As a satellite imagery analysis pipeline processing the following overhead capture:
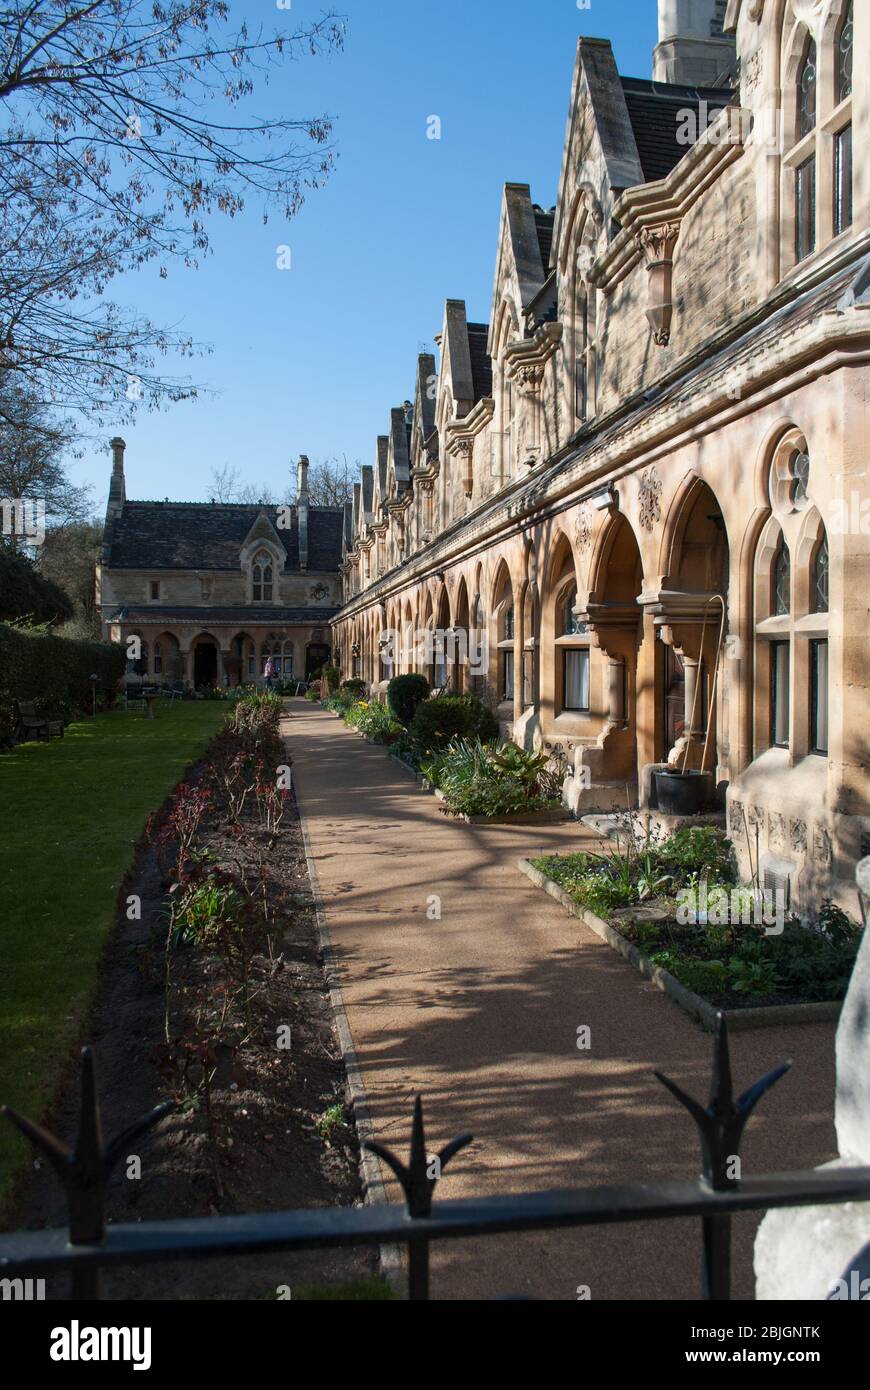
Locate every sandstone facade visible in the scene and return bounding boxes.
[98,448,342,688]
[333,1,868,914]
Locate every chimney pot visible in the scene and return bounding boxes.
[110,437,126,472]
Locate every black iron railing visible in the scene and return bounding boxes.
[2,1016,869,1301]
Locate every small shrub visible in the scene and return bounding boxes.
[345,700,402,743]
[422,738,563,818]
[409,693,498,751]
[653,826,735,885]
[650,953,729,997]
[387,673,430,728]
[321,665,340,694]
[341,679,367,698]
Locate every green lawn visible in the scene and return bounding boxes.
[0,701,228,1204]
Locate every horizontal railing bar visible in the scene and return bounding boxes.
[2,1166,869,1278]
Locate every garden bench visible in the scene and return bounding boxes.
[14,700,63,742]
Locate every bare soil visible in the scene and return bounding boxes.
[11,755,381,1301]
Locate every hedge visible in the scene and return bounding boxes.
[0,551,73,626]
[0,622,126,737]
[387,673,430,727]
[408,693,499,751]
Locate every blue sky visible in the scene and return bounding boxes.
[78,0,658,511]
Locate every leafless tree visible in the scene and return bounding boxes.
[208,454,356,509]
[0,2,344,418]
[0,384,91,533]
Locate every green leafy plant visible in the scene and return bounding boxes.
[653,826,735,885]
[421,737,562,818]
[315,1103,346,1140]
[409,693,498,752]
[387,673,431,727]
[344,700,402,743]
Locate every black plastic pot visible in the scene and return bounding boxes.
[653,769,709,817]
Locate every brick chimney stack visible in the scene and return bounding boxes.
[296,454,310,572]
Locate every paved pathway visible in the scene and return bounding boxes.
[287,702,837,1301]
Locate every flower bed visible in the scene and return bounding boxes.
[14,686,380,1297]
[421,738,566,821]
[522,826,862,1022]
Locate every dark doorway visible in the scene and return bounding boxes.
[306,643,331,679]
[194,642,218,688]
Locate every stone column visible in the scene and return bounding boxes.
[607,655,626,728]
[754,857,870,1299]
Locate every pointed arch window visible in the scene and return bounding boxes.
[811,532,829,614]
[798,39,817,138]
[773,537,791,616]
[562,588,587,637]
[836,2,853,104]
[252,551,274,603]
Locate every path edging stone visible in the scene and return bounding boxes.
[286,721,406,1296]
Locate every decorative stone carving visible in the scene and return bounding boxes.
[747,804,765,830]
[575,503,593,553]
[636,223,679,346]
[741,49,762,93]
[515,363,545,393]
[310,582,329,601]
[814,826,832,866]
[790,819,807,854]
[729,798,744,835]
[638,467,662,531]
[768,811,785,849]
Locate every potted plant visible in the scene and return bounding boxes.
[654,596,726,818]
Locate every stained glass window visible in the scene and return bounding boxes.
[812,533,829,613]
[791,449,810,504]
[836,2,853,104]
[503,604,514,641]
[798,39,817,139]
[774,538,791,616]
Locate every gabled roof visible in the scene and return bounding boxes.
[534,209,555,275]
[467,323,493,401]
[105,502,343,573]
[620,77,734,184]
[414,353,437,444]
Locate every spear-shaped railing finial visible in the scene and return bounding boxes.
[365,1095,473,1297]
[2,1046,174,1297]
[654,1012,791,1300]
[655,1013,791,1190]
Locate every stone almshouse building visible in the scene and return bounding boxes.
[333,0,868,912]
[98,446,343,687]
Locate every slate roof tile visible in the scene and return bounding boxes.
[107,502,344,573]
[620,76,735,184]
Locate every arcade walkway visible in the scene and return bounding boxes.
[285,701,836,1301]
